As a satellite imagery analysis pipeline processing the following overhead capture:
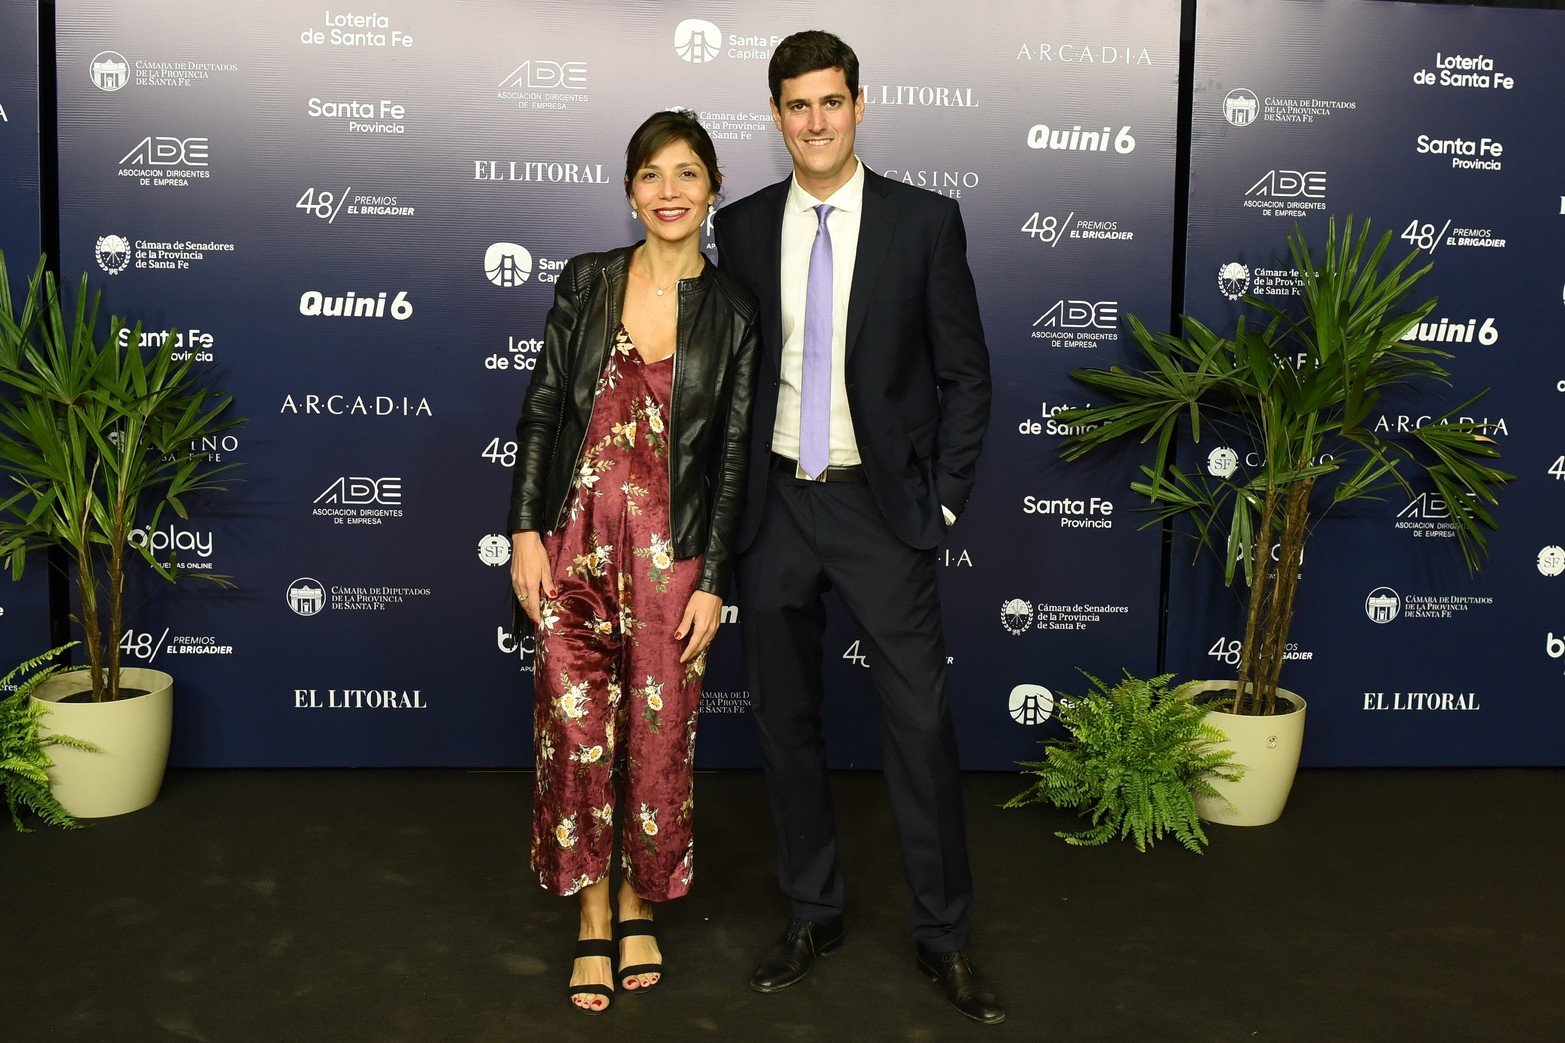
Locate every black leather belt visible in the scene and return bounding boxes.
[770,452,865,483]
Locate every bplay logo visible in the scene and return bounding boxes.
[128,525,213,568]
[1000,598,1034,636]
[95,234,132,275]
[485,243,532,287]
[1365,587,1401,624]
[1223,88,1258,126]
[90,51,130,92]
[288,577,327,616]
[1008,684,1056,725]
[674,19,722,63]
[497,626,536,672]
[1548,633,1565,659]
[1217,262,1250,300]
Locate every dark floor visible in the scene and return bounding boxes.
[3,768,1561,1041]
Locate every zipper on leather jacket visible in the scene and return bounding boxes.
[668,287,680,542]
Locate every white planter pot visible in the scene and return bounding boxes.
[1187,682,1306,827]
[30,669,174,819]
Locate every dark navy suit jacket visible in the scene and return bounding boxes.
[713,167,991,550]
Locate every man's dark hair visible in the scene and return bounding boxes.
[623,109,723,196]
[768,30,860,104]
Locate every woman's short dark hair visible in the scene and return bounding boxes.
[624,110,722,196]
[768,30,860,104]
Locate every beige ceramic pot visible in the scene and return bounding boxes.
[31,668,174,818]
[1186,682,1306,827]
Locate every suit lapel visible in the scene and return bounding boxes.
[845,170,894,360]
[756,180,788,368]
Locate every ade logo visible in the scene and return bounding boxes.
[315,477,401,506]
[121,136,209,167]
[498,60,587,91]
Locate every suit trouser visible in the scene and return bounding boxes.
[738,468,973,951]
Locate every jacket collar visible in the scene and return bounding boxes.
[598,242,714,294]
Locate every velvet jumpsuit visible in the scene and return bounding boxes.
[531,325,706,901]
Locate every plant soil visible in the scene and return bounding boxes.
[57,687,153,704]
[1192,686,1303,716]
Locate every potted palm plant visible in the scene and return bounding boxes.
[1053,218,1511,825]
[0,252,242,817]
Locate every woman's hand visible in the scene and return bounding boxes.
[511,531,554,626]
[676,590,723,663]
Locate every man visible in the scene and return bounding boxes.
[713,30,1003,1026]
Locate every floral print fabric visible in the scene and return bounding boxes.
[531,325,704,901]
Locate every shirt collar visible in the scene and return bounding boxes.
[787,157,866,215]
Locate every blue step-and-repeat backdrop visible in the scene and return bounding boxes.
[0,0,50,676]
[1170,0,1565,765]
[7,0,1562,765]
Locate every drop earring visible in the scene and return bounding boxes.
[631,206,639,218]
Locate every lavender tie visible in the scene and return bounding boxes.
[800,203,835,479]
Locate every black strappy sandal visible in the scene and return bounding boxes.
[569,938,615,1014]
[617,919,664,993]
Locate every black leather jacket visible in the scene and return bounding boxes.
[507,246,760,595]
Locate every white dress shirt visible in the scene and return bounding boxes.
[774,158,864,468]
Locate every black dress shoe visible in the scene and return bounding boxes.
[748,917,845,993]
[915,944,1006,1025]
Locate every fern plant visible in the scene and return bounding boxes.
[1,645,96,830]
[1005,672,1242,853]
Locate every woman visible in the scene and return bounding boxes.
[507,110,758,1015]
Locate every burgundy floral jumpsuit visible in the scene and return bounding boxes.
[531,325,705,901]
